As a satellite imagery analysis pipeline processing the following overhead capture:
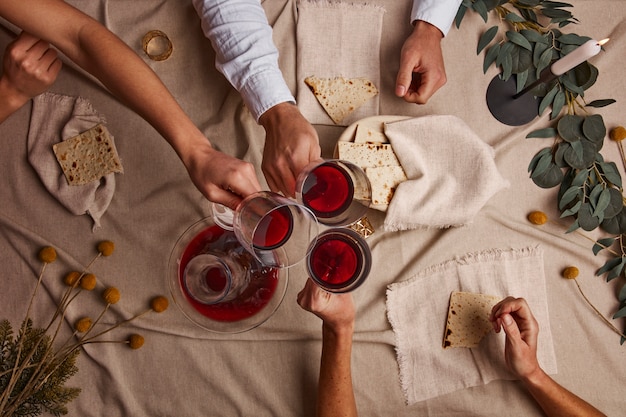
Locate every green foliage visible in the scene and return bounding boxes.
[0,319,81,416]
[457,0,624,344]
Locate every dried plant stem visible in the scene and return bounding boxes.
[573,278,626,339]
[547,219,621,257]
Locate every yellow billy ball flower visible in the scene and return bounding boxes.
[150,296,169,313]
[562,266,579,279]
[75,317,92,333]
[38,246,57,263]
[528,211,548,225]
[128,334,145,350]
[97,241,115,257]
[102,287,121,304]
[80,273,97,291]
[609,126,626,142]
[63,271,81,287]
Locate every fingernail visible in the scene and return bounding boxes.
[503,314,513,325]
[396,85,406,96]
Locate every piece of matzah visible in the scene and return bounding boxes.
[53,124,123,186]
[365,165,407,205]
[336,141,400,168]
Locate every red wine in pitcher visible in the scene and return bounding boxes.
[302,163,354,219]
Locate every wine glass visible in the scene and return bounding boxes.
[306,228,372,293]
[296,159,371,226]
[211,191,319,268]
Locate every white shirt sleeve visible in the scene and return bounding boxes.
[192,0,295,122]
[410,0,463,36]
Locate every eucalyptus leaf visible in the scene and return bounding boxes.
[563,139,596,169]
[613,306,626,319]
[516,69,529,93]
[542,7,572,20]
[532,162,564,188]
[477,26,499,54]
[557,33,589,45]
[598,162,622,187]
[560,200,582,217]
[528,147,553,173]
[530,149,554,178]
[606,259,626,281]
[619,283,626,303]
[558,114,584,142]
[504,12,526,23]
[577,201,600,231]
[502,53,513,80]
[559,185,582,210]
[601,209,626,235]
[582,114,606,145]
[571,167,589,187]
[596,256,624,276]
[522,29,547,44]
[536,47,554,76]
[565,218,580,233]
[454,4,468,28]
[542,1,573,8]
[551,90,566,119]
[602,188,624,219]
[518,0,541,6]
[483,44,501,73]
[506,31,533,51]
[560,76,585,97]
[473,0,489,22]
[593,237,616,256]
[496,42,514,67]
[539,84,559,116]
[574,62,598,91]
[592,188,611,218]
[587,99,616,108]
[526,128,557,139]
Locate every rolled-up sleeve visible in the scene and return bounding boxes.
[410,0,463,36]
[192,0,295,122]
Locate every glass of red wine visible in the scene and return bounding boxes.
[306,228,372,293]
[296,159,371,226]
[183,253,249,305]
[212,191,319,268]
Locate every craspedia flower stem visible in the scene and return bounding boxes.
[570,275,626,339]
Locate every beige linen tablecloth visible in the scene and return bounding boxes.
[1,1,625,416]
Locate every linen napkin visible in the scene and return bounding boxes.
[383,115,509,231]
[386,246,557,405]
[295,0,384,126]
[27,92,117,230]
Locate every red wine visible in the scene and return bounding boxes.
[205,266,228,292]
[309,234,360,286]
[302,163,354,218]
[252,206,293,249]
[180,225,279,322]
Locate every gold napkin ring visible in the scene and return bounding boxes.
[348,216,375,238]
[142,30,173,61]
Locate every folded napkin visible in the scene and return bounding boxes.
[386,246,557,405]
[383,115,509,231]
[27,92,116,230]
[295,0,384,126]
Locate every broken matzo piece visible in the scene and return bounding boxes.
[336,141,400,168]
[443,291,500,349]
[354,120,387,144]
[53,124,123,186]
[304,76,378,124]
[365,165,408,205]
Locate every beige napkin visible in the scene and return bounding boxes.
[295,0,385,126]
[383,115,509,231]
[27,92,116,230]
[386,246,558,405]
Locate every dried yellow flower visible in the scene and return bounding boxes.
[128,334,145,350]
[80,273,97,291]
[528,211,548,225]
[75,317,92,333]
[38,246,57,263]
[562,266,579,279]
[97,240,115,257]
[102,287,121,304]
[150,296,169,313]
[609,126,626,142]
[63,271,81,286]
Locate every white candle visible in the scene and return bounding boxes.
[551,39,609,75]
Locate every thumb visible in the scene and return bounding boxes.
[501,313,522,342]
[395,60,414,97]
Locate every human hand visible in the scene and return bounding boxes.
[297,278,355,333]
[489,297,541,381]
[395,20,447,104]
[259,102,321,198]
[183,140,262,209]
[1,31,62,106]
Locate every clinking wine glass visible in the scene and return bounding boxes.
[306,228,372,293]
[296,159,371,227]
[211,191,319,268]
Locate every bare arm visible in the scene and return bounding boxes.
[297,279,358,417]
[0,0,260,208]
[490,297,605,417]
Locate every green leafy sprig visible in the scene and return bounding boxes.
[455,0,625,344]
